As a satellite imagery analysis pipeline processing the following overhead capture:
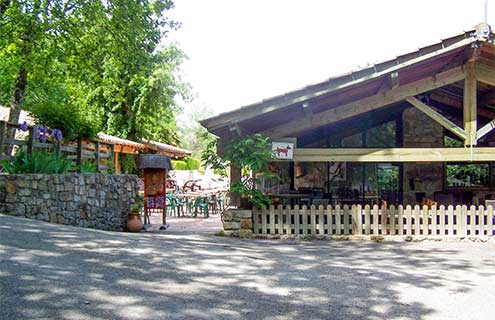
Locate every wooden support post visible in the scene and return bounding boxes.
[76,140,83,172]
[95,141,101,173]
[109,143,116,174]
[27,126,35,157]
[230,165,241,207]
[55,140,61,158]
[464,62,477,146]
[0,121,6,158]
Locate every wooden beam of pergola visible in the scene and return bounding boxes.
[262,66,466,138]
[292,147,495,162]
[405,97,467,140]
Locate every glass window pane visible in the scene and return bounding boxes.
[446,164,490,188]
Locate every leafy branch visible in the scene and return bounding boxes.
[202,134,277,209]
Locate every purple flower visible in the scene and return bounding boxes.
[39,134,47,143]
[19,121,28,132]
[54,129,62,142]
[34,127,41,139]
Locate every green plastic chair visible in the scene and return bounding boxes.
[177,195,191,216]
[166,194,181,217]
[192,196,209,218]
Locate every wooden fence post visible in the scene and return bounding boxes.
[95,141,101,173]
[76,140,83,172]
[27,126,35,156]
[109,143,115,174]
[55,140,61,158]
[0,121,6,158]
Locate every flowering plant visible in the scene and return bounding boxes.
[33,125,63,143]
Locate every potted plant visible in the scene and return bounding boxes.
[127,195,144,232]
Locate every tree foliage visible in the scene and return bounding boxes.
[202,134,277,209]
[0,0,187,143]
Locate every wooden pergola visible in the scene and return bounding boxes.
[201,23,495,206]
[96,133,192,174]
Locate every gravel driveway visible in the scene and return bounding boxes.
[1,214,494,320]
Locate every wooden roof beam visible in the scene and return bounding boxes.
[475,63,495,87]
[292,147,495,162]
[262,66,466,139]
[406,97,467,140]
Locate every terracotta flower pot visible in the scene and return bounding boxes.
[127,213,143,232]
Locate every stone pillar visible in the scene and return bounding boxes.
[222,208,253,237]
[402,107,444,205]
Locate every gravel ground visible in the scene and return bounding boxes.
[1,214,495,320]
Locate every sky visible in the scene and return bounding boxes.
[168,0,488,118]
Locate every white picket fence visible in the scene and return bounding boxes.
[252,204,495,237]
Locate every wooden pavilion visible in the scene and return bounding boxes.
[201,23,495,207]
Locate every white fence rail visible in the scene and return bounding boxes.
[252,205,495,237]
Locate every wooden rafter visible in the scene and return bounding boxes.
[475,63,495,87]
[405,97,466,140]
[262,66,466,139]
[292,147,495,162]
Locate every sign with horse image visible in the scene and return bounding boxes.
[272,142,294,160]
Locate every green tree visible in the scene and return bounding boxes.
[178,103,216,159]
[0,0,187,143]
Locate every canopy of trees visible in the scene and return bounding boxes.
[0,0,187,143]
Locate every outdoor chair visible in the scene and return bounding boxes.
[216,192,226,212]
[192,196,209,218]
[177,195,191,215]
[208,194,218,215]
[166,194,181,217]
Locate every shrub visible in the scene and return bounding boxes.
[78,161,97,173]
[29,104,97,142]
[1,151,72,174]
[171,157,201,170]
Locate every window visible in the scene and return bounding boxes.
[446,163,490,188]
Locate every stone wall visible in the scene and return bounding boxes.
[402,107,444,204]
[222,209,253,237]
[0,173,139,231]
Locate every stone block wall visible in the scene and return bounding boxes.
[0,173,139,231]
[402,107,444,204]
[222,209,253,237]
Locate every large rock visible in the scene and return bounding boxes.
[223,222,240,230]
[240,218,253,229]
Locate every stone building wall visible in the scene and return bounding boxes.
[402,107,444,204]
[0,173,139,231]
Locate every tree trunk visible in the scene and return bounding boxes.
[6,67,28,155]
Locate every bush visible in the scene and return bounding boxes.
[29,104,98,142]
[78,161,97,173]
[1,151,72,174]
[171,157,201,170]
